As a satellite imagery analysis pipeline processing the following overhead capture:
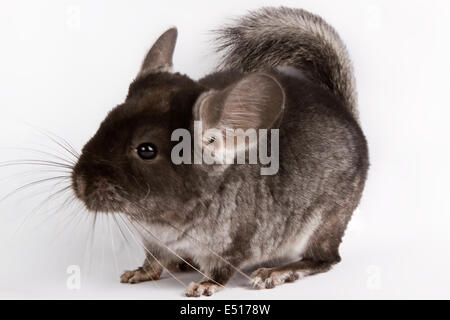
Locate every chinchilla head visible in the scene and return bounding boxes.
[71,28,284,219]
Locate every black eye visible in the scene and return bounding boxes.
[136,143,158,160]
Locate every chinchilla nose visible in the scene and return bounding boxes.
[94,178,112,192]
[74,175,87,199]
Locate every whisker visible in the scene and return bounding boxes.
[25,123,80,160]
[52,198,85,239]
[111,214,132,247]
[111,215,163,288]
[33,184,73,210]
[87,212,98,275]
[117,214,187,288]
[14,184,73,233]
[100,214,106,279]
[0,160,73,170]
[46,131,80,159]
[107,216,120,277]
[32,141,79,164]
[111,212,158,282]
[80,212,97,278]
[110,214,141,277]
[0,176,71,202]
[9,180,72,211]
[125,215,223,288]
[0,147,76,166]
[130,201,252,282]
[163,219,252,282]
[0,168,72,180]
[62,202,88,236]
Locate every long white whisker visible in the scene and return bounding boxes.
[25,123,80,160]
[52,197,83,240]
[112,215,163,288]
[14,185,73,234]
[86,213,98,277]
[107,216,120,277]
[113,213,166,289]
[162,219,252,282]
[132,202,252,282]
[126,216,224,288]
[0,147,76,166]
[0,159,74,169]
[111,214,155,284]
[116,214,187,288]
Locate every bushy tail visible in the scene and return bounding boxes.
[215,7,358,118]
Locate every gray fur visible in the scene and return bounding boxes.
[72,7,369,296]
[215,6,359,118]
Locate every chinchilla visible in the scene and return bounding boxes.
[71,7,369,297]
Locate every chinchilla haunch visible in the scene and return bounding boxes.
[70,7,369,297]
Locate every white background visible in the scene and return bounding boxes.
[0,0,449,299]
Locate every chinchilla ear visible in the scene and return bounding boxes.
[193,73,284,164]
[138,28,177,77]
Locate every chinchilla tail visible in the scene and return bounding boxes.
[215,6,358,118]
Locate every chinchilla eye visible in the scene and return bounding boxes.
[136,143,158,160]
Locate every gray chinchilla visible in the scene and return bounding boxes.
[71,7,369,297]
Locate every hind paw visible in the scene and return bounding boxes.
[250,267,300,289]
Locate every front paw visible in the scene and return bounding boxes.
[185,281,223,297]
[120,266,162,284]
